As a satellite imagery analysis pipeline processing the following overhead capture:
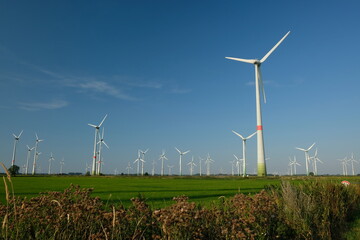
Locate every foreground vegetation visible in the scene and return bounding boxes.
[1,175,360,239]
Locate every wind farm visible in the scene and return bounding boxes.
[2,1,360,238]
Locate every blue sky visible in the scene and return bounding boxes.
[1,0,360,175]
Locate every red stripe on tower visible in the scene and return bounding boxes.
[257,125,263,130]
[93,156,97,159]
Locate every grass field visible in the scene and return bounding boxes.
[0,175,358,208]
[0,175,284,208]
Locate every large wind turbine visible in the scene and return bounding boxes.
[48,152,55,175]
[88,114,107,175]
[11,130,23,167]
[296,143,315,176]
[32,133,44,175]
[232,130,256,177]
[175,147,190,176]
[159,150,168,176]
[226,31,290,176]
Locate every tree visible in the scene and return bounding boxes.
[8,165,20,176]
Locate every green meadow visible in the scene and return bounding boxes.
[0,175,358,208]
[0,175,284,208]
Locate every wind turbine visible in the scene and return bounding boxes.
[151,160,156,176]
[349,153,358,176]
[199,157,203,176]
[296,143,315,176]
[226,31,290,176]
[88,114,107,175]
[291,156,301,175]
[139,149,149,171]
[205,154,214,176]
[25,145,35,175]
[232,130,256,177]
[134,150,141,176]
[159,150,168,176]
[233,154,242,176]
[339,157,349,176]
[48,152,55,175]
[168,165,174,175]
[11,130,23,167]
[97,128,109,175]
[230,160,235,176]
[309,148,323,175]
[60,158,65,174]
[187,156,197,176]
[32,133,44,175]
[126,162,132,175]
[175,147,190,176]
[140,158,145,176]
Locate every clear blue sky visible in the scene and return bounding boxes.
[1,0,360,175]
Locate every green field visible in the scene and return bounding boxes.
[1,175,358,208]
[0,175,284,208]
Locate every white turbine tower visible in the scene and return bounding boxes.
[175,147,190,176]
[199,157,203,176]
[226,31,290,176]
[289,156,301,176]
[339,157,349,176]
[309,148,323,176]
[97,128,109,175]
[32,133,44,175]
[233,154,242,176]
[187,156,197,176]
[140,158,145,176]
[25,145,35,175]
[168,165,174,175]
[48,152,55,175]
[60,158,65,174]
[232,130,257,177]
[126,162,132,175]
[230,160,235,176]
[151,160,156,176]
[11,130,23,167]
[159,150,168,176]
[349,153,358,176]
[296,143,315,176]
[205,154,214,176]
[134,150,141,176]
[88,114,107,175]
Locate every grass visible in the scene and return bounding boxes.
[0,175,283,208]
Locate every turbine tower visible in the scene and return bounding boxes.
[233,154,242,176]
[175,147,190,176]
[159,150,168,176]
[296,143,315,176]
[60,158,65,174]
[205,154,214,176]
[97,128,109,175]
[25,145,34,175]
[198,157,203,176]
[232,130,256,177]
[126,162,132,175]
[309,148,323,175]
[349,153,358,176]
[187,156,197,176]
[88,114,107,175]
[32,133,44,175]
[48,152,55,175]
[11,130,23,167]
[226,31,290,176]
[134,150,141,176]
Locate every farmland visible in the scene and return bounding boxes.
[0,175,284,208]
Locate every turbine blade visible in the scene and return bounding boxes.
[103,141,109,149]
[260,31,290,63]
[12,133,17,138]
[232,130,245,140]
[225,57,257,64]
[175,147,181,154]
[246,131,257,139]
[144,148,149,154]
[257,67,266,103]
[307,143,316,151]
[18,130,24,138]
[88,124,97,128]
[98,114,108,127]
[183,150,190,155]
[295,147,306,151]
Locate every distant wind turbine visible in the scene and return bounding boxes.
[175,147,190,176]
[11,130,23,167]
[88,114,107,175]
[32,133,44,175]
[339,157,349,176]
[96,128,109,175]
[25,145,35,175]
[187,156,196,176]
[233,154,242,176]
[205,154,214,176]
[48,152,55,175]
[126,162,132,175]
[151,160,156,176]
[349,153,358,176]
[159,150,168,176]
[309,148,323,175]
[60,158,65,174]
[199,157,203,176]
[168,165,174,175]
[296,143,315,176]
[134,150,141,176]
[289,156,301,176]
[226,31,290,176]
[232,130,256,177]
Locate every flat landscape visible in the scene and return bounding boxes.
[1,175,358,208]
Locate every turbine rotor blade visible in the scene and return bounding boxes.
[246,131,257,139]
[103,141,109,149]
[98,114,108,127]
[260,31,290,63]
[225,57,257,64]
[295,147,306,151]
[12,133,17,138]
[183,150,190,155]
[175,147,181,154]
[18,130,24,138]
[307,143,316,151]
[232,130,245,140]
[88,124,97,128]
